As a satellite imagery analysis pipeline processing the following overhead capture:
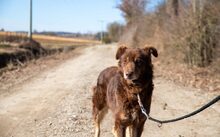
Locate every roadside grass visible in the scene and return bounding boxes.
[0,44,11,48]
[0,32,100,70]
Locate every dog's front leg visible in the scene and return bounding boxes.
[126,118,146,137]
[126,126,132,137]
[136,118,147,137]
[126,125,139,137]
[113,121,126,137]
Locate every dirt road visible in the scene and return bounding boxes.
[0,44,219,137]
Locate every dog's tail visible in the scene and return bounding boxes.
[92,85,106,110]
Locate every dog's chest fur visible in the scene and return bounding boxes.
[116,86,144,124]
[107,72,150,125]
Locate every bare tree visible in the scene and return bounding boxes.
[165,0,179,17]
[118,0,148,47]
[172,0,179,16]
[107,22,124,42]
[119,0,146,23]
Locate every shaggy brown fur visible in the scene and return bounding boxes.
[92,46,158,137]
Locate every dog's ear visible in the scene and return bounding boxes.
[143,47,158,57]
[116,46,127,60]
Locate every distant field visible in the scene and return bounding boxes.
[0,31,100,48]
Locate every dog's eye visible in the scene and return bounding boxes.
[122,58,128,64]
[135,59,144,66]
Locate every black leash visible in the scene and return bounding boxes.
[137,94,220,126]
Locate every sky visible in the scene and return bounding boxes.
[0,0,161,33]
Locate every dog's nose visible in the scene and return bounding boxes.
[126,72,133,78]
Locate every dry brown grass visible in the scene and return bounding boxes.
[0,31,101,69]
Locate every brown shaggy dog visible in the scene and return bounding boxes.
[92,46,158,137]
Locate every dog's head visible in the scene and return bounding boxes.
[116,46,158,85]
